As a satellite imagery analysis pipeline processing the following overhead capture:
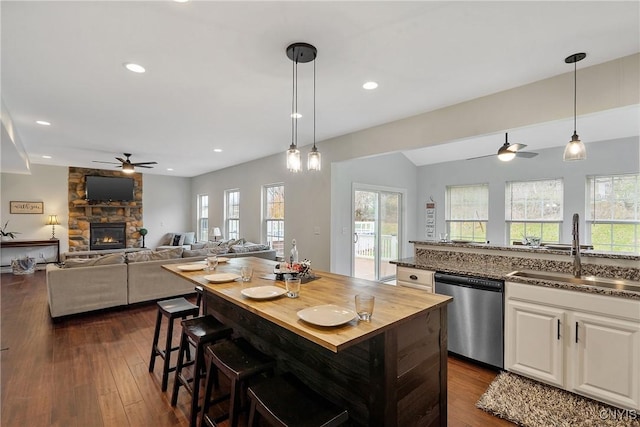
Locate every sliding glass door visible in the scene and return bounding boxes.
[352,186,402,281]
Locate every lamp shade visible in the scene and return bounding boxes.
[212,227,222,238]
[563,132,587,161]
[46,215,60,226]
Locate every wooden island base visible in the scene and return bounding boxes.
[164,257,450,427]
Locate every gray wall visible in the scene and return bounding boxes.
[0,165,192,256]
[331,152,417,275]
[417,137,639,245]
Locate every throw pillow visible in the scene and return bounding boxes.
[204,241,222,248]
[127,250,153,263]
[243,242,271,252]
[171,234,185,246]
[64,252,126,268]
[182,232,196,245]
[190,242,206,250]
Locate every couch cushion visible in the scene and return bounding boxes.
[63,252,125,268]
[183,246,229,258]
[127,247,184,263]
[229,242,271,253]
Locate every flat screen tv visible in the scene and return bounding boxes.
[85,176,134,201]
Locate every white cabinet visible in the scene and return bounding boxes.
[396,266,434,292]
[506,300,565,387]
[505,281,640,410]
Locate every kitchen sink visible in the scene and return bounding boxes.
[506,270,640,293]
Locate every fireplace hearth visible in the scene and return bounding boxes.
[90,222,126,250]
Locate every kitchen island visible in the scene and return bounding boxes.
[163,256,452,427]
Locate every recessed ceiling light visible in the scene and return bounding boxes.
[42,155,52,159]
[167,168,174,171]
[213,148,223,153]
[36,120,51,126]
[124,62,146,73]
[363,81,378,90]
[290,113,302,119]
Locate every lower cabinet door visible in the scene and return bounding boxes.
[505,300,565,388]
[569,311,640,410]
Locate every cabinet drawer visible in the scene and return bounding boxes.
[397,267,434,287]
[397,280,433,293]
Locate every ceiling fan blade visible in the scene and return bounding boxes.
[92,160,120,164]
[515,151,538,158]
[507,143,527,152]
[466,154,494,160]
[115,157,127,163]
[131,161,158,166]
[136,165,155,168]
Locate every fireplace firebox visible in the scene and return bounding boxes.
[90,222,126,250]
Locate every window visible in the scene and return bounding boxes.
[225,189,240,240]
[506,179,563,244]
[587,174,640,253]
[263,184,285,257]
[446,184,488,242]
[197,194,209,242]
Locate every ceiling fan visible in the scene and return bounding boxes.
[92,153,158,173]
[468,133,538,161]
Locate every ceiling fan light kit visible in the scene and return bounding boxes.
[563,52,587,162]
[93,153,157,173]
[285,42,321,172]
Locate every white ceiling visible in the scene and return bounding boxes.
[2,1,639,177]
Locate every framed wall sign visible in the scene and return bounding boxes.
[10,201,44,214]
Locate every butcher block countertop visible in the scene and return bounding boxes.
[163,256,451,353]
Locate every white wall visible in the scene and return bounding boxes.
[142,174,192,249]
[331,152,417,274]
[417,137,639,245]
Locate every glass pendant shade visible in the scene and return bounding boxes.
[308,147,321,171]
[563,132,587,161]
[287,144,301,172]
[122,163,135,173]
[497,149,516,162]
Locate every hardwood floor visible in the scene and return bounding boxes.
[1,271,513,426]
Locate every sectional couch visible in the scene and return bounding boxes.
[46,244,276,318]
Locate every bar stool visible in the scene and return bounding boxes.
[200,338,276,427]
[170,315,233,427]
[148,294,201,391]
[247,373,349,427]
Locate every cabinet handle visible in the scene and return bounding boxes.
[557,319,560,340]
[409,274,418,280]
[575,322,579,343]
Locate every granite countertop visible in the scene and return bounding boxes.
[409,240,640,261]
[393,257,640,300]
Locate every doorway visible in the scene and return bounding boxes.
[352,185,403,281]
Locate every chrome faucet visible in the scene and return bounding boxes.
[572,213,582,278]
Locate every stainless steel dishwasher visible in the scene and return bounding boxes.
[434,272,504,368]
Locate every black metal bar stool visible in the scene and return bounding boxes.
[247,373,349,427]
[200,338,276,427]
[170,315,233,427]
[148,293,201,391]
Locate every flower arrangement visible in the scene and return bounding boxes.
[1,221,20,239]
[275,259,315,280]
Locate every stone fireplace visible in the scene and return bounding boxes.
[90,222,126,250]
[68,167,143,252]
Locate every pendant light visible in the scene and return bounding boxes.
[285,42,319,172]
[563,52,587,161]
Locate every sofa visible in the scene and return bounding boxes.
[46,244,276,318]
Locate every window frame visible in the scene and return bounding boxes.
[445,183,489,243]
[505,178,563,244]
[263,183,285,257]
[224,189,240,240]
[196,194,209,242]
[586,173,640,253]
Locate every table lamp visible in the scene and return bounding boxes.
[211,227,222,241]
[46,214,60,240]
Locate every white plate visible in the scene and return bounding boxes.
[203,273,241,283]
[297,305,357,327]
[241,286,287,300]
[176,263,207,271]
[217,257,230,263]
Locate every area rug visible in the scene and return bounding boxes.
[476,371,639,427]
